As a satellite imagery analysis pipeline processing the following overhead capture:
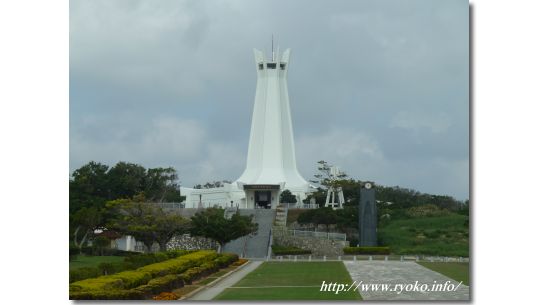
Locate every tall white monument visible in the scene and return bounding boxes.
[237,48,310,188]
[181,47,313,209]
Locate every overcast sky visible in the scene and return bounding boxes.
[70,0,469,200]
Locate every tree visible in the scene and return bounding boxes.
[303,189,326,206]
[69,161,186,250]
[310,160,348,189]
[307,160,351,207]
[71,206,104,253]
[143,167,183,202]
[70,161,183,219]
[106,194,191,252]
[153,210,191,251]
[190,207,258,252]
[107,162,147,199]
[93,235,111,256]
[297,207,338,231]
[69,161,109,214]
[279,189,297,204]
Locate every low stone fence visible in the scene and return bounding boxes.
[268,255,469,263]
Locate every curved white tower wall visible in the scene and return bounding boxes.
[181,47,313,209]
[236,48,310,192]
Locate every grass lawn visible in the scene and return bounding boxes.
[69,255,125,270]
[418,262,470,286]
[214,262,361,300]
[378,214,469,257]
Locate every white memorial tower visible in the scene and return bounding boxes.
[181,46,313,209]
[237,48,310,186]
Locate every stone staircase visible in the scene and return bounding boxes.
[222,209,275,258]
[274,205,288,227]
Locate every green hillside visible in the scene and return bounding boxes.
[378,214,469,257]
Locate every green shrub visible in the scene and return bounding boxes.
[423,229,441,239]
[70,270,152,291]
[272,245,311,255]
[153,252,168,262]
[70,250,191,283]
[164,249,194,259]
[70,277,125,291]
[343,246,391,255]
[182,264,214,283]
[181,254,235,284]
[181,267,202,283]
[124,253,159,268]
[70,267,101,283]
[214,253,238,267]
[137,250,217,277]
[69,245,79,261]
[147,274,183,288]
[69,250,222,300]
[108,271,152,289]
[123,249,192,270]
[141,274,184,294]
[406,204,452,218]
[347,237,359,247]
[98,262,128,275]
[69,289,144,300]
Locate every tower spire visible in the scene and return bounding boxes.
[271,34,274,61]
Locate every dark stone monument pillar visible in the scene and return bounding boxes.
[359,181,377,246]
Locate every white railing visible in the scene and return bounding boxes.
[274,228,346,241]
[155,202,184,209]
[282,203,319,209]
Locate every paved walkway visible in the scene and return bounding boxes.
[187,261,263,300]
[343,261,470,301]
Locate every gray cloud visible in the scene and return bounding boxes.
[70,0,469,199]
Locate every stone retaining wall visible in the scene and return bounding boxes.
[272,229,349,256]
[166,234,217,251]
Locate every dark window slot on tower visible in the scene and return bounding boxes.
[280,63,286,69]
[258,63,264,70]
[266,63,277,69]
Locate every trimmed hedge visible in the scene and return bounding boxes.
[70,250,221,300]
[183,253,237,284]
[343,246,391,255]
[214,253,239,268]
[69,250,193,283]
[70,267,102,283]
[134,274,184,297]
[123,249,193,269]
[137,250,218,277]
[69,289,144,300]
[272,245,312,255]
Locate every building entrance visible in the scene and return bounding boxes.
[255,191,272,209]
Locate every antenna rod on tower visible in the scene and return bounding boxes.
[272,34,274,61]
